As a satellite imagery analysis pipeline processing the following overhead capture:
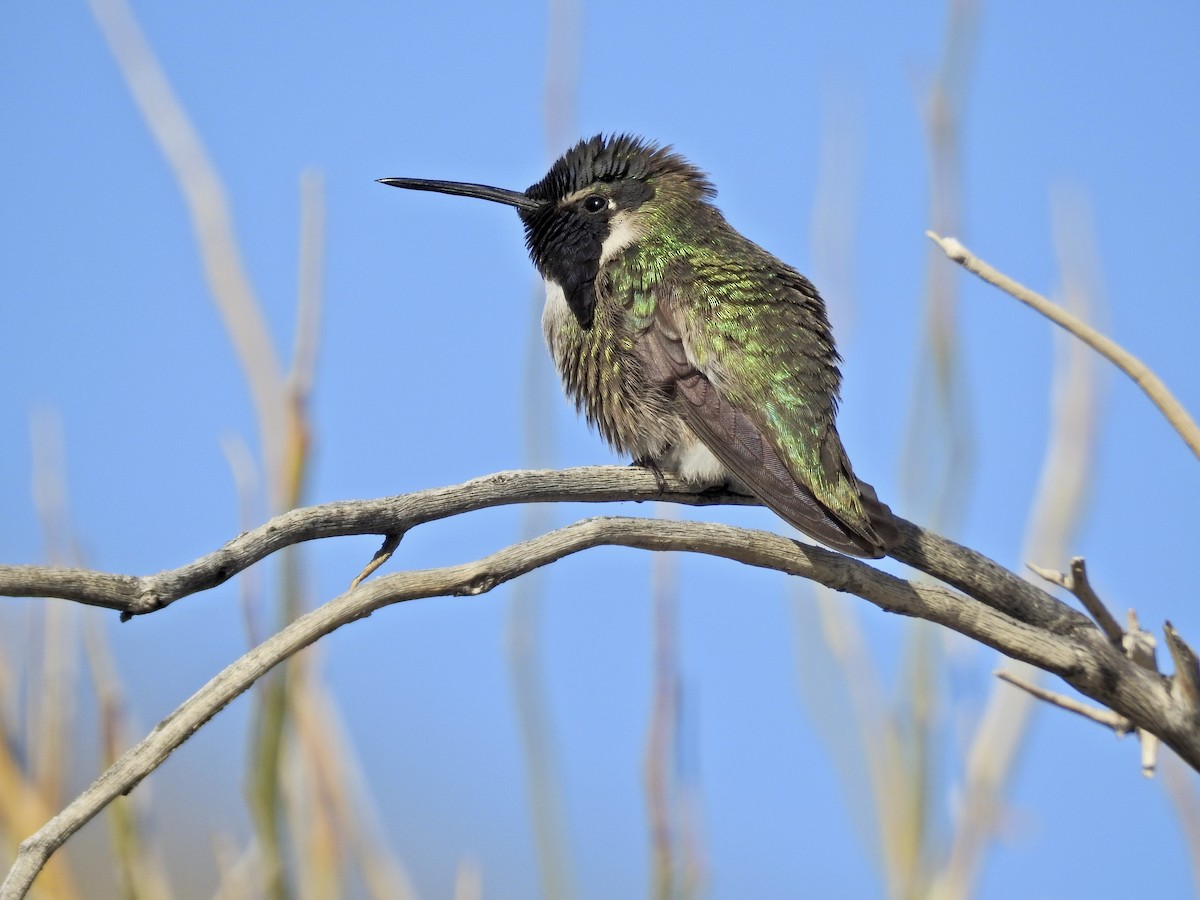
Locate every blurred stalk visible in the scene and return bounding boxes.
[29,410,77,810]
[798,79,935,896]
[893,3,979,894]
[222,434,266,645]
[87,1,335,890]
[453,859,483,900]
[796,4,981,894]
[0,411,87,900]
[928,188,1106,900]
[247,674,290,900]
[644,507,681,900]
[285,670,419,900]
[85,621,175,900]
[1162,751,1200,895]
[9,408,173,899]
[900,0,979,531]
[795,84,890,869]
[221,434,288,897]
[506,1,582,898]
[247,170,325,900]
[897,623,938,900]
[87,0,288,507]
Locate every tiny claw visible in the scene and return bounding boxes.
[631,457,668,495]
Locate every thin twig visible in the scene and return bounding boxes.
[1068,558,1121,644]
[1027,564,1165,774]
[926,231,1200,460]
[1028,558,1123,646]
[996,670,1130,734]
[1126,609,1163,774]
[350,534,402,589]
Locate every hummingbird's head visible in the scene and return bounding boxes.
[380,134,712,328]
[517,135,713,326]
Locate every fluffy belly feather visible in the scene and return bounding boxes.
[541,277,726,485]
[663,438,729,486]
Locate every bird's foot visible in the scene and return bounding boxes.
[631,457,668,495]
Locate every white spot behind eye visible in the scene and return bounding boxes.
[598,212,643,267]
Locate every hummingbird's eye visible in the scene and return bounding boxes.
[582,194,607,213]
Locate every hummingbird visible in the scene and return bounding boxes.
[381,134,898,557]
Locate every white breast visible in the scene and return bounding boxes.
[541,277,572,352]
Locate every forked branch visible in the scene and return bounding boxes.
[1,468,1198,898]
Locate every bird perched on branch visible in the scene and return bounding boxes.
[382,134,898,557]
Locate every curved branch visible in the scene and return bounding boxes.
[0,465,1085,635]
[0,464,1185,748]
[0,466,744,615]
[3,470,1200,898]
[0,515,1112,899]
[927,231,1200,460]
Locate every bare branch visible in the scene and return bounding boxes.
[1166,623,1200,713]
[0,513,1078,900]
[0,464,1171,717]
[996,669,1130,733]
[997,666,1161,778]
[0,467,753,617]
[926,231,1200,460]
[3,467,1200,897]
[1124,610,1159,673]
[1142,730,1162,779]
[0,465,1084,638]
[0,469,1186,748]
[1019,566,1177,777]
[1028,558,1123,646]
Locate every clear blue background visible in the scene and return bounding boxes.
[2,1,1199,897]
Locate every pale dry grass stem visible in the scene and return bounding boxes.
[83,1,421,897]
[506,2,585,899]
[927,190,1106,900]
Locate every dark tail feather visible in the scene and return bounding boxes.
[854,478,901,556]
[767,475,899,559]
[755,470,897,559]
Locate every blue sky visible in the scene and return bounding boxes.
[2,1,1199,897]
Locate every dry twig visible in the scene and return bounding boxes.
[926,231,1200,460]
[1028,558,1122,645]
[995,669,1130,734]
[1029,560,1170,775]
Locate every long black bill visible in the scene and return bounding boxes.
[377,177,540,211]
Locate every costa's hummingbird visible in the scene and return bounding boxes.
[381,134,898,557]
